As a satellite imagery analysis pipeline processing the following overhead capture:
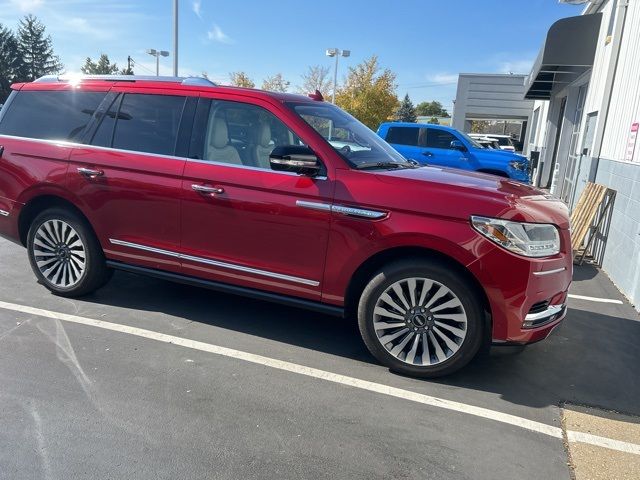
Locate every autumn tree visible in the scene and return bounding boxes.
[416,100,449,118]
[335,55,398,130]
[299,65,331,97]
[15,15,62,82]
[395,94,417,123]
[0,23,20,102]
[81,54,119,75]
[262,73,289,93]
[229,71,255,88]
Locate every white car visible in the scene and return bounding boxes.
[469,133,516,152]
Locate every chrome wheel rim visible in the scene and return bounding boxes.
[33,220,86,288]
[373,277,467,366]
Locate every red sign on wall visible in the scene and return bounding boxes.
[625,122,639,162]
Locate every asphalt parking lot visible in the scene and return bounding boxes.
[1,236,639,480]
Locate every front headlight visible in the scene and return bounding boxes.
[470,216,560,257]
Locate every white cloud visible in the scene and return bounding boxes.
[207,23,233,44]
[9,0,43,12]
[426,73,459,85]
[497,59,534,74]
[192,0,201,18]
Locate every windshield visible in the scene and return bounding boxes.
[288,102,412,169]
[459,132,483,149]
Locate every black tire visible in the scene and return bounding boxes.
[357,259,485,378]
[27,207,113,297]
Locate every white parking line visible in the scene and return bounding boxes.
[567,431,640,455]
[1,299,639,456]
[568,294,624,304]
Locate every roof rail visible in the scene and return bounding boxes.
[33,74,217,87]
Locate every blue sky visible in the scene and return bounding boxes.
[0,0,582,111]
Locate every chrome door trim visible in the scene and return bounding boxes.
[532,267,566,276]
[296,200,387,220]
[0,209,9,217]
[109,239,320,287]
[296,200,332,212]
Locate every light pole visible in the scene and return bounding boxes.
[326,48,350,104]
[146,49,170,76]
[173,0,179,76]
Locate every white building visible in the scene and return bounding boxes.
[525,0,640,310]
[452,73,534,135]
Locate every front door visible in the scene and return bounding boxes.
[179,97,333,301]
[423,127,470,170]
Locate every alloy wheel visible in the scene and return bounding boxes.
[373,277,468,366]
[32,219,87,288]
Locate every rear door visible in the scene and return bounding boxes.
[383,125,426,164]
[67,89,196,273]
[423,127,470,170]
[179,96,334,301]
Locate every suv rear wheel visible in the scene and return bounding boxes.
[27,208,112,297]
[357,259,484,377]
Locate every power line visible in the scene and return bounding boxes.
[129,58,156,75]
[398,81,458,88]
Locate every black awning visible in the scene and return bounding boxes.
[525,13,602,100]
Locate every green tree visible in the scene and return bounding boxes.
[471,120,490,133]
[427,117,440,125]
[262,73,290,92]
[15,15,63,82]
[395,93,417,122]
[81,54,119,75]
[416,100,449,118]
[335,55,398,130]
[298,65,331,97]
[229,71,255,88]
[0,23,20,102]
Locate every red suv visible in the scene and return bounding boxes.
[0,75,572,377]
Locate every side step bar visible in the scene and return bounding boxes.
[106,260,344,318]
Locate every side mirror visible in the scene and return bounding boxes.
[450,140,467,151]
[270,145,321,176]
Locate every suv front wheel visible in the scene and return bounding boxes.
[27,208,112,297]
[358,259,484,378]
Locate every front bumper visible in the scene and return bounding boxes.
[467,230,572,345]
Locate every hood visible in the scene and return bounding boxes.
[348,166,570,229]
[472,147,527,161]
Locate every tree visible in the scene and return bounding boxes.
[0,23,20,102]
[229,71,255,88]
[15,15,62,82]
[262,73,289,93]
[81,54,119,75]
[299,65,331,97]
[427,117,440,125]
[416,100,449,118]
[471,120,490,133]
[335,55,398,130]
[395,94,417,123]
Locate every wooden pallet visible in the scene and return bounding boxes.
[570,182,616,265]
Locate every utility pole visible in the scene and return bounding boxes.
[127,56,132,75]
[173,0,179,76]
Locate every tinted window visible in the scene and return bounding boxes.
[426,129,458,149]
[192,99,304,169]
[0,90,105,141]
[385,126,420,146]
[91,95,121,148]
[111,94,185,156]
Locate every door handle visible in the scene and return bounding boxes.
[0,145,4,157]
[422,151,433,157]
[77,167,104,179]
[192,184,224,195]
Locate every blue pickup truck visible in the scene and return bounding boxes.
[377,122,530,182]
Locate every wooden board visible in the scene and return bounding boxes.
[570,182,608,252]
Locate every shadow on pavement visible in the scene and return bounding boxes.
[83,270,640,416]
